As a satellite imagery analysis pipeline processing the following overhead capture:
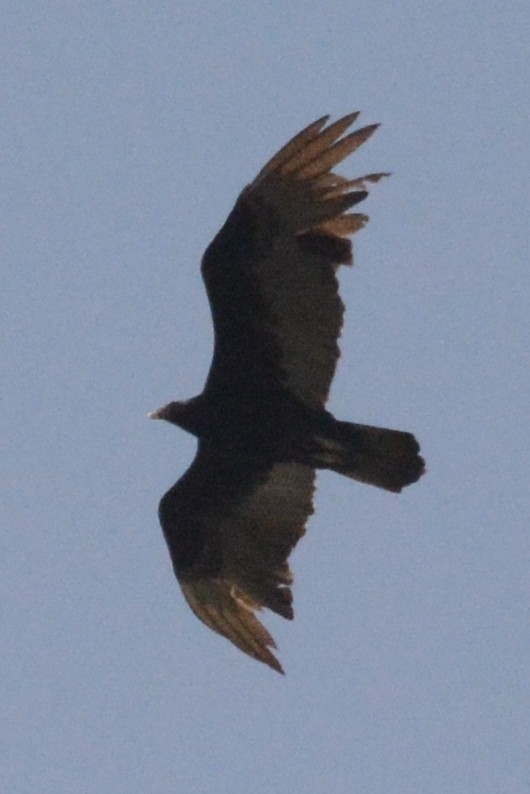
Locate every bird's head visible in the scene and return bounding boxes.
[148,400,188,424]
[148,398,202,435]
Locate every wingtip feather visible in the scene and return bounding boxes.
[255,115,330,181]
[295,123,380,180]
[280,112,361,175]
[181,579,285,674]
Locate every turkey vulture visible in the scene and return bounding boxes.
[150,112,424,673]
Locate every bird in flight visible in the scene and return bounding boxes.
[150,112,424,673]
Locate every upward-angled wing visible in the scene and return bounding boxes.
[201,112,388,408]
[158,445,316,673]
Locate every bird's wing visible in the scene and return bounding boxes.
[158,445,316,673]
[201,112,388,409]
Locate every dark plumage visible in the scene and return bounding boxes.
[150,112,424,673]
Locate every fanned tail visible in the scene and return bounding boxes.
[315,420,425,493]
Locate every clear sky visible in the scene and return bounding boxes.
[2,3,529,792]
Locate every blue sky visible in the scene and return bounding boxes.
[2,3,529,792]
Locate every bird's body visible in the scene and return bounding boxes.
[151,113,424,673]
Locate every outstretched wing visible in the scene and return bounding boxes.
[201,112,388,409]
[158,445,316,673]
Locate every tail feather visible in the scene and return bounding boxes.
[316,421,425,493]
